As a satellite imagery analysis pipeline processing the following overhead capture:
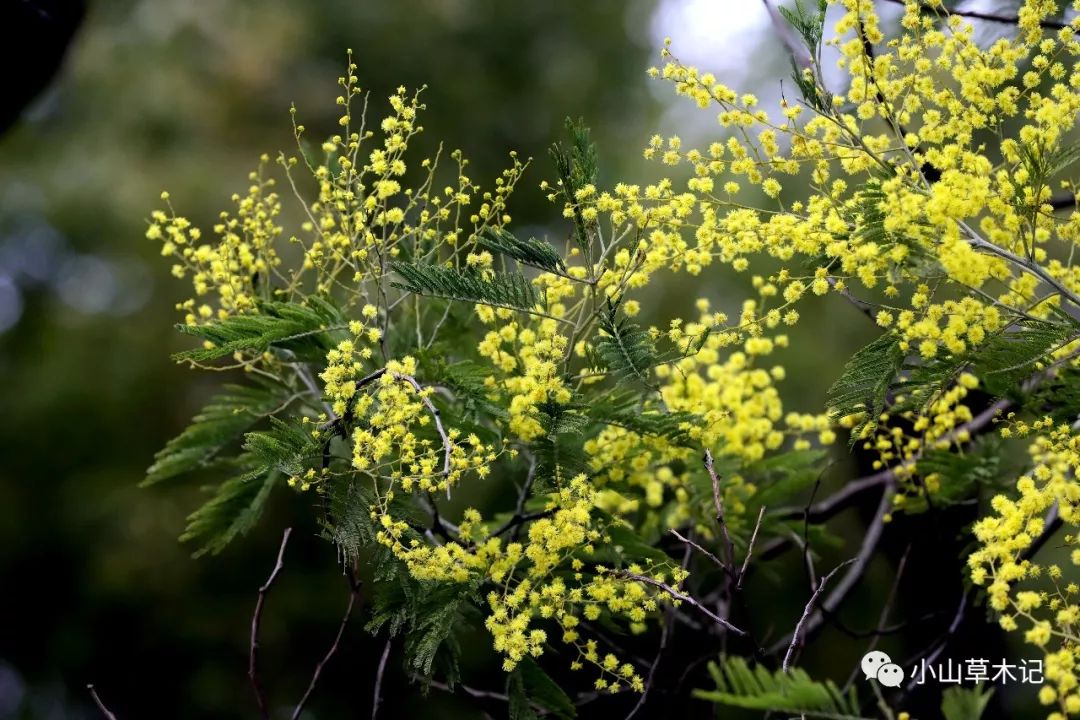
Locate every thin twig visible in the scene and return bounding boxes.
[372,638,392,720]
[616,571,746,636]
[625,607,671,720]
[87,685,118,720]
[783,558,855,672]
[770,482,895,656]
[669,528,728,571]
[737,506,765,589]
[704,449,736,570]
[251,528,292,720]
[292,589,358,720]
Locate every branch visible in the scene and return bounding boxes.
[737,505,765,589]
[372,638,392,720]
[880,0,1070,30]
[704,449,736,570]
[782,558,855,672]
[292,578,360,720]
[669,528,728,571]
[250,528,292,720]
[87,685,118,720]
[616,571,746,636]
[770,482,895,656]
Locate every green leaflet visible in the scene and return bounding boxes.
[507,658,576,720]
[694,656,867,719]
[390,261,541,313]
[941,685,994,720]
[826,332,904,442]
[180,417,318,556]
[173,297,344,363]
[479,227,565,274]
[550,118,599,268]
[595,302,659,389]
[144,380,289,485]
[180,463,278,557]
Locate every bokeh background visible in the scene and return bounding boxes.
[0,1,1052,718]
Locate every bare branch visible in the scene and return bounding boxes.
[737,506,765,589]
[783,558,855,672]
[704,449,736,569]
[372,638,392,720]
[251,528,292,720]
[292,584,359,720]
[87,685,118,720]
[669,528,728,572]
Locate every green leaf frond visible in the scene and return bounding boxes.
[693,656,867,720]
[594,301,660,389]
[173,297,344,363]
[144,379,290,485]
[390,261,544,315]
[479,227,566,274]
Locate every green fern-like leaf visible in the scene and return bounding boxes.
[941,685,994,720]
[595,303,659,389]
[826,332,904,442]
[531,399,589,489]
[479,227,565,273]
[144,380,288,485]
[174,298,343,363]
[180,462,278,557]
[694,657,868,720]
[550,118,599,267]
[507,658,576,720]
[390,262,542,313]
[179,417,320,556]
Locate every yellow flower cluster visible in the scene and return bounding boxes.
[970,422,1080,717]
[150,161,283,322]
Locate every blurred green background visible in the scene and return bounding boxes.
[0,1,1046,718]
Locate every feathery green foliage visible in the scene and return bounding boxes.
[826,332,904,441]
[174,298,343,363]
[694,657,866,719]
[507,658,576,720]
[180,463,279,557]
[144,380,288,485]
[479,227,566,274]
[941,685,994,720]
[595,302,659,389]
[390,262,542,314]
[550,118,599,267]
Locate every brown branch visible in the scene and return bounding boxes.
[737,505,765,589]
[617,571,746,636]
[782,558,855,672]
[87,684,118,720]
[880,0,1070,30]
[770,482,895,656]
[669,528,728,571]
[372,638,392,720]
[704,449,736,570]
[292,584,359,720]
[250,528,292,720]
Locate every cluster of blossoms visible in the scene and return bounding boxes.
[148,1,1080,715]
[970,420,1080,715]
